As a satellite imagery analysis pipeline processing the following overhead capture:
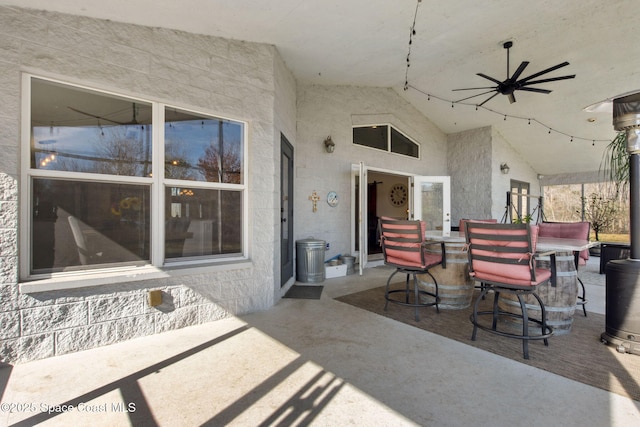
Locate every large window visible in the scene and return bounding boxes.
[353,125,420,158]
[543,182,630,241]
[24,76,246,277]
[510,180,531,222]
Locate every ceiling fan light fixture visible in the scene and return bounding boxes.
[453,41,575,106]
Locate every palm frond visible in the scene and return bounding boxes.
[601,131,629,194]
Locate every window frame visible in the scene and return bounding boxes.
[19,74,249,283]
[352,124,421,159]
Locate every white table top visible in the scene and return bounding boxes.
[425,230,598,252]
[536,237,598,252]
[425,230,465,242]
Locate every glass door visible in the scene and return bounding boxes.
[358,162,367,274]
[411,176,451,235]
[280,135,294,286]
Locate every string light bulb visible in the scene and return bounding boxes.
[401,0,605,147]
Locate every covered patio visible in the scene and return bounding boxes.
[2,258,639,426]
[1,1,640,425]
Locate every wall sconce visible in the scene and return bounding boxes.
[500,163,510,174]
[324,136,335,153]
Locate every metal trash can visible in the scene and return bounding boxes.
[340,255,356,275]
[296,238,326,283]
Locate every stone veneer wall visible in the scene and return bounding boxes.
[448,127,493,224]
[447,126,541,224]
[0,7,293,363]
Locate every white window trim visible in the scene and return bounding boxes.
[19,73,250,289]
[352,123,421,159]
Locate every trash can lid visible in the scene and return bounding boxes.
[296,238,326,247]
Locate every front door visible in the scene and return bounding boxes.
[280,135,294,287]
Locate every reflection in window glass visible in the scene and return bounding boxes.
[32,179,150,273]
[353,126,388,150]
[165,187,242,259]
[391,128,419,158]
[353,125,420,158]
[31,78,152,177]
[165,108,243,184]
[27,76,247,277]
[510,180,531,222]
[420,182,443,230]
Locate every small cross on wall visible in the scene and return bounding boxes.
[309,191,321,212]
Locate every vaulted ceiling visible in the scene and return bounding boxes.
[4,0,640,176]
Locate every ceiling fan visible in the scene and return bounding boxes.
[452,41,575,106]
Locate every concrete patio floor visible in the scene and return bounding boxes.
[1,258,639,426]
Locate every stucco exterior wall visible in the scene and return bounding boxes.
[0,7,294,362]
[272,47,298,295]
[0,6,552,364]
[491,128,541,221]
[295,84,447,260]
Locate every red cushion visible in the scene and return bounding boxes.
[471,267,551,287]
[380,217,426,239]
[386,251,442,269]
[467,224,545,286]
[380,218,441,268]
[459,218,497,234]
[538,222,590,262]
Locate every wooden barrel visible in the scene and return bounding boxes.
[418,241,474,310]
[498,252,578,335]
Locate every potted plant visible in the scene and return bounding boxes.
[512,213,533,224]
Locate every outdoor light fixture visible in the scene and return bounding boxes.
[324,136,335,153]
[500,163,510,174]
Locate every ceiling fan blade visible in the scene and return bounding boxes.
[517,61,570,84]
[508,93,516,104]
[477,92,500,107]
[67,106,127,125]
[454,89,498,103]
[510,61,529,81]
[477,73,503,85]
[452,86,497,91]
[518,87,552,94]
[519,74,576,86]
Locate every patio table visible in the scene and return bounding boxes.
[500,237,598,335]
[421,231,474,309]
[423,231,597,333]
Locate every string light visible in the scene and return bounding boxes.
[403,0,422,91]
[402,0,609,147]
[406,85,610,144]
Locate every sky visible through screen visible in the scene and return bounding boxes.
[33,119,243,182]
